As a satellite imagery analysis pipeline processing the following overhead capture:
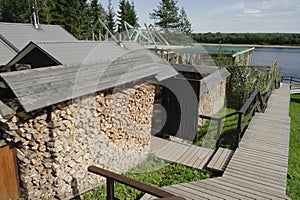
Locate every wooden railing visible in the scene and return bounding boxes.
[88,166,185,200]
[282,76,300,89]
[200,80,278,149]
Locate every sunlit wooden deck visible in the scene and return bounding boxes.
[151,136,214,170]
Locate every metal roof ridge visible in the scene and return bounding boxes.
[35,40,116,44]
[0,33,20,53]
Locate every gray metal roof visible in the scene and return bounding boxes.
[172,64,220,77]
[199,67,231,96]
[6,41,168,68]
[0,42,178,112]
[0,39,17,66]
[0,22,77,51]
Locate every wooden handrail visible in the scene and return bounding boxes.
[239,89,259,114]
[199,80,277,149]
[88,166,185,200]
[282,76,300,84]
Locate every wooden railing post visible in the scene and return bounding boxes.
[107,178,115,200]
[236,112,243,148]
[216,119,222,142]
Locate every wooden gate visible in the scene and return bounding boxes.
[0,145,19,200]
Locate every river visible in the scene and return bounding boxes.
[251,47,300,78]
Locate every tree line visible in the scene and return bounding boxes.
[0,0,139,39]
[0,0,192,40]
[192,32,300,45]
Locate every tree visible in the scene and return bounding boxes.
[51,0,68,28]
[150,0,180,29]
[74,0,90,39]
[88,0,106,38]
[178,7,192,34]
[0,0,31,23]
[117,0,138,31]
[89,0,106,26]
[107,0,116,32]
[126,1,138,28]
[36,0,54,24]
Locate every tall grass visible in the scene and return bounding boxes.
[287,94,300,199]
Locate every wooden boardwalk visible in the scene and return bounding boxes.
[291,84,300,94]
[207,148,234,172]
[142,84,291,200]
[151,136,214,170]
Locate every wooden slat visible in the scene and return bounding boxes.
[0,145,19,200]
[207,148,233,171]
[150,136,213,170]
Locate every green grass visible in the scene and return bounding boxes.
[287,94,300,199]
[195,108,239,149]
[77,154,212,200]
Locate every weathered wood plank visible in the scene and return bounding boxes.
[207,148,233,171]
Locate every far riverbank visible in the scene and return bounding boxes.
[196,43,300,49]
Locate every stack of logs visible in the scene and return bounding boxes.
[0,83,155,199]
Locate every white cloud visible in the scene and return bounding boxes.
[209,1,245,15]
[260,0,299,10]
[242,8,263,18]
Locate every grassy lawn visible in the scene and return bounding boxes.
[195,108,239,149]
[287,94,300,199]
[77,155,212,200]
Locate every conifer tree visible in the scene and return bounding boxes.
[117,0,138,31]
[88,0,106,38]
[89,0,106,26]
[178,7,192,34]
[126,1,138,27]
[117,0,126,31]
[107,0,116,32]
[150,0,180,29]
[0,0,31,23]
[75,0,89,39]
[35,0,54,24]
[51,0,68,28]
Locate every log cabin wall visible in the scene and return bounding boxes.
[0,82,155,199]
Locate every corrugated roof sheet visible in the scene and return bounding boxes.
[0,39,17,66]
[0,22,77,51]
[6,41,170,68]
[0,42,177,112]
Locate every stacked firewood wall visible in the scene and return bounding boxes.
[0,83,155,199]
[199,80,227,126]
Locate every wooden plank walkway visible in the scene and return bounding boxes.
[207,148,234,172]
[151,136,214,170]
[142,83,291,200]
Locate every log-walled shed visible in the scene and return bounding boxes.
[0,40,177,199]
[0,22,230,199]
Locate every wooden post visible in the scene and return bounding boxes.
[0,145,19,200]
[107,178,115,200]
[236,112,243,148]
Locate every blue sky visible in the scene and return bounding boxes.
[101,0,300,33]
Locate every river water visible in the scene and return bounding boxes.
[252,47,300,78]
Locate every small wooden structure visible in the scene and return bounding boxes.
[156,64,230,141]
[0,28,178,198]
[149,45,255,66]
